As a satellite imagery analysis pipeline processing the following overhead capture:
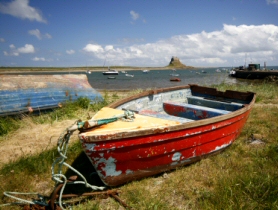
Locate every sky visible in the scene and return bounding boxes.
[0,0,278,68]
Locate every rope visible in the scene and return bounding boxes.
[1,110,135,209]
[68,110,135,131]
[51,121,106,209]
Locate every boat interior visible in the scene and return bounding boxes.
[116,86,252,123]
[133,95,245,123]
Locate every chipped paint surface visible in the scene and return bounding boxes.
[78,85,255,186]
[97,156,122,177]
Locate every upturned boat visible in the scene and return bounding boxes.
[75,84,255,186]
[0,74,102,116]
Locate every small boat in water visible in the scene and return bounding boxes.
[102,68,119,75]
[0,74,103,116]
[72,84,255,186]
[107,76,116,79]
[125,74,134,77]
[170,77,181,82]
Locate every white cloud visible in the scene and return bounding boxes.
[66,50,75,54]
[32,57,45,61]
[83,44,104,53]
[0,0,47,23]
[105,45,114,51]
[10,44,16,49]
[130,10,139,20]
[28,29,52,40]
[82,24,278,67]
[266,0,278,5]
[28,29,41,39]
[45,33,52,39]
[4,44,35,56]
[0,38,5,42]
[17,44,35,53]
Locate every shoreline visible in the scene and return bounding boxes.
[0,66,198,74]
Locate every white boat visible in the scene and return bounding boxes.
[170,69,179,76]
[216,69,221,73]
[142,69,149,73]
[125,74,134,77]
[102,68,119,75]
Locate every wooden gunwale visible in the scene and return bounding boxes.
[81,85,256,142]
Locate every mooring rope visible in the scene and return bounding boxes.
[1,110,135,209]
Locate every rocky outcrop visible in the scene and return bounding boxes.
[167,56,194,69]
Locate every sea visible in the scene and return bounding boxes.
[84,67,269,91]
[87,68,236,90]
[10,66,278,91]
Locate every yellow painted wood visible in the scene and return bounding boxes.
[84,107,180,135]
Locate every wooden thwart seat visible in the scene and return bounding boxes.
[163,101,231,120]
[187,96,244,111]
[139,109,194,123]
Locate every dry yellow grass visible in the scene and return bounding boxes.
[0,118,79,168]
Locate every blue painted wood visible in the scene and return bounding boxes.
[187,96,243,111]
[0,74,103,116]
[139,109,194,123]
[163,101,231,120]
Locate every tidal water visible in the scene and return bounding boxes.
[9,66,278,91]
[86,68,244,90]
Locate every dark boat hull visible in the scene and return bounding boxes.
[230,70,278,79]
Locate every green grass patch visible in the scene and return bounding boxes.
[1,83,278,209]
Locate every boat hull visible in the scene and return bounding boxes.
[230,70,278,79]
[0,74,103,116]
[103,72,119,75]
[78,85,255,186]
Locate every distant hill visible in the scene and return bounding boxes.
[166,56,195,69]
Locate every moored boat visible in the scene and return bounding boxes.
[74,84,255,186]
[125,73,134,77]
[107,76,116,79]
[102,68,119,75]
[0,74,103,116]
[170,77,181,82]
[229,63,278,79]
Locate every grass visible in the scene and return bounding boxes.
[0,83,278,209]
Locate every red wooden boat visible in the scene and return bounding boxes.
[170,77,181,82]
[76,84,255,186]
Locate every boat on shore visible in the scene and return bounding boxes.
[72,84,255,186]
[102,68,119,75]
[0,74,103,116]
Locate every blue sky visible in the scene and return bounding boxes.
[0,0,278,68]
